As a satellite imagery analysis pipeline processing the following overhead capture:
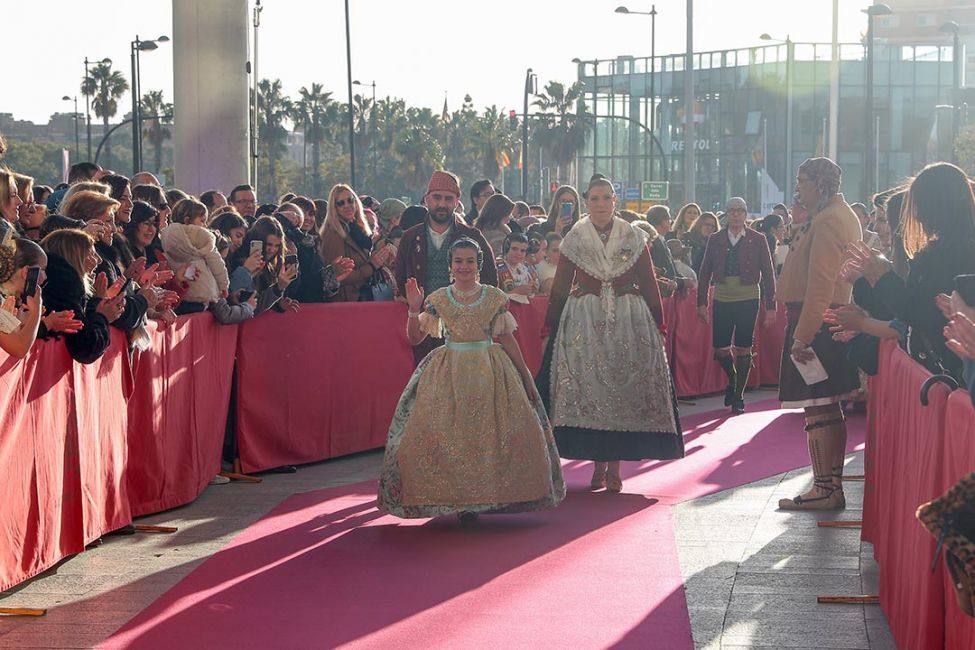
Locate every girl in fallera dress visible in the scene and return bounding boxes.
[377,238,564,522]
[537,177,685,493]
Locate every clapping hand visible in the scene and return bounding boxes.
[95,294,125,323]
[152,307,177,328]
[155,289,180,308]
[125,257,148,281]
[279,297,301,313]
[844,241,891,285]
[332,256,355,282]
[42,310,83,334]
[824,304,867,342]
[945,312,975,361]
[93,272,124,299]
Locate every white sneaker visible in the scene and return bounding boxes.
[209,474,231,485]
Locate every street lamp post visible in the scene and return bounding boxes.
[252,0,262,192]
[572,57,596,176]
[353,79,377,187]
[131,35,169,175]
[344,0,357,189]
[615,5,657,180]
[941,21,961,163]
[62,96,80,160]
[521,69,537,201]
[83,56,111,161]
[684,0,695,202]
[864,3,892,200]
[760,33,794,201]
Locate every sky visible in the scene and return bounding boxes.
[5,0,869,124]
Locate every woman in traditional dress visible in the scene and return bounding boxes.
[378,238,564,522]
[537,177,684,493]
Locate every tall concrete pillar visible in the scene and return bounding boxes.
[173,0,249,195]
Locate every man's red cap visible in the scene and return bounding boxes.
[426,170,460,197]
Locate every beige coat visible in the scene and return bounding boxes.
[777,193,862,343]
[159,223,230,304]
[320,224,374,302]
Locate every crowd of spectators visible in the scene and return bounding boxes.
[2,139,975,412]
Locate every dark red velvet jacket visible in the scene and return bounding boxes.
[392,217,498,296]
[696,227,776,310]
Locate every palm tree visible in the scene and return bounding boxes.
[443,94,480,186]
[140,90,173,175]
[352,93,375,186]
[257,79,293,199]
[291,83,336,197]
[81,62,128,168]
[395,128,445,195]
[532,81,591,183]
[472,106,517,182]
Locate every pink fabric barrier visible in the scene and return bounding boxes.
[509,298,548,376]
[125,315,238,517]
[74,329,133,544]
[0,331,132,592]
[940,390,975,649]
[871,347,948,650]
[665,292,784,398]
[234,303,416,473]
[861,342,975,650]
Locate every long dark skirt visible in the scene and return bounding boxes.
[536,321,685,462]
[778,303,861,408]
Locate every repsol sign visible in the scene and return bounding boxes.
[670,139,714,152]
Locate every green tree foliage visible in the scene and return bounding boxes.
[3,139,66,185]
[140,90,173,175]
[532,81,591,183]
[955,124,975,177]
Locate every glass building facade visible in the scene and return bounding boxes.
[574,42,957,212]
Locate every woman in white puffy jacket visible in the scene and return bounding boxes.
[161,198,230,315]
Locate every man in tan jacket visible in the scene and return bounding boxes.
[776,157,863,511]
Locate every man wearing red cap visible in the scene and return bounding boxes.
[394,170,498,365]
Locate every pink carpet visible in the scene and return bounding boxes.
[99,400,865,649]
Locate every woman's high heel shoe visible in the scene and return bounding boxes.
[590,464,608,490]
[605,474,623,493]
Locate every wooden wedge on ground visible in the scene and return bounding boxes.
[817,595,879,604]
[0,608,46,616]
[134,524,178,534]
[817,520,862,528]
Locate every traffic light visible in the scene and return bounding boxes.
[549,181,558,194]
[509,109,517,130]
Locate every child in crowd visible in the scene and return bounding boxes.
[159,199,231,316]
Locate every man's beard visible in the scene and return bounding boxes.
[429,208,453,224]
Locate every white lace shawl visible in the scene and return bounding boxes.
[557,216,649,322]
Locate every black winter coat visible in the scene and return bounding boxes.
[40,254,112,364]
